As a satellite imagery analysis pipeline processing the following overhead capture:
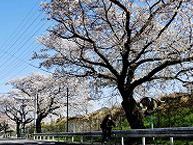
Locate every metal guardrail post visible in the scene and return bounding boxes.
[57,135,59,142]
[91,136,94,145]
[81,136,83,142]
[170,137,173,145]
[142,137,145,145]
[121,137,124,145]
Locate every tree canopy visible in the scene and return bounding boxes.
[34,0,193,129]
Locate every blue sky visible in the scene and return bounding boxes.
[0,0,51,93]
[0,0,112,112]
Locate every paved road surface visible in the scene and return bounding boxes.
[0,139,57,145]
[0,139,120,145]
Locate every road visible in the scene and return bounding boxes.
[0,139,97,145]
[0,139,118,145]
[0,139,58,145]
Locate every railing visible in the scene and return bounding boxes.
[34,127,193,145]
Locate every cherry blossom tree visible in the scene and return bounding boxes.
[6,72,65,133]
[53,76,95,121]
[7,72,94,133]
[35,0,193,129]
[0,96,33,137]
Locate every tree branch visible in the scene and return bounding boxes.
[132,56,193,88]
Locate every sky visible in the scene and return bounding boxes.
[0,0,113,112]
[0,0,52,94]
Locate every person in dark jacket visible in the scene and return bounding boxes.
[100,114,115,144]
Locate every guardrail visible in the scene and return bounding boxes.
[34,127,193,145]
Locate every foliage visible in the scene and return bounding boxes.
[143,106,193,129]
[40,102,193,133]
[148,139,193,145]
[42,118,66,132]
[0,96,33,137]
[34,0,193,129]
[1,71,95,134]
[115,117,131,130]
[6,72,65,133]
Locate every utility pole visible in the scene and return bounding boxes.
[66,87,69,132]
[34,94,38,133]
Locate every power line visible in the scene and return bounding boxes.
[0,22,54,81]
[0,0,54,88]
[0,18,44,70]
[0,44,38,79]
[0,0,41,60]
[0,21,56,79]
[0,45,54,87]
[0,12,44,66]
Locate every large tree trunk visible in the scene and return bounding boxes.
[122,98,145,129]
[119,88,145,129]
[16,122,20,138]
[36,118,42,133]
[121,95,145,145]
